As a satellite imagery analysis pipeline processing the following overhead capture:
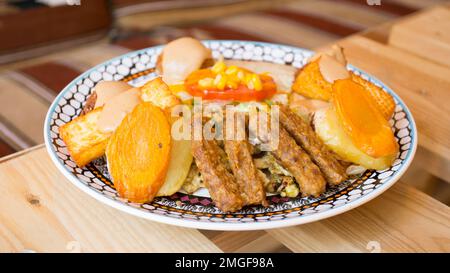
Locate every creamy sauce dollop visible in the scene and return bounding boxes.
[161,37,211,85]
[318,54,350,83]
[94,81,132,109]
[97,88,141,133]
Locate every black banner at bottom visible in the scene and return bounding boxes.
[0,253,446,272]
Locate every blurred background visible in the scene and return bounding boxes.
[0,0,448,204]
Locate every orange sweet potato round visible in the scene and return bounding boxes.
[351,72,395,120]
[292,58,333,101]
[332,79,398,158]
[106,102,171,203]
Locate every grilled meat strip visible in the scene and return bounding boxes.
[271,127,326,197]
[279,105,347,185]
[224,118,268,206]
[191,138,244,212]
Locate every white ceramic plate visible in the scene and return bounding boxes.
[44,40,417,230]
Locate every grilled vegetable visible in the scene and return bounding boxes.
[106,102,171,203]
[292,58,333,101]
[332,79,398,158]
[184,61,277,102]
[314,107,396,170]
[292,50,395,122]
[59,107,110,167]
[351,72,395,120]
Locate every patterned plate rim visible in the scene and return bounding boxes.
[44,40,417,230]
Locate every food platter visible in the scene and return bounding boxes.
[44,40,417,230]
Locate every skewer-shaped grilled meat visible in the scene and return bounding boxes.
[223,116,268,206]
[248,110,326,197]
[271,127,326,197]
[191,116,244,212]
[279,105,347,185]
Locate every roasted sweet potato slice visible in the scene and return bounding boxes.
[314,108,396,170]
[59,107,110,167]
[292,58,333,101]
[332,79,398,158]
[351,72,395,120]
[106,102,171,203]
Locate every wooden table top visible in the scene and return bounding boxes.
[1,6,449,253]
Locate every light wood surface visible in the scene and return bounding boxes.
[0,147,448,253]
[0,146,448,253]
[0,6,449,253]
[267,182,450,252]
[389,6,450,67]
[0,148,221,253]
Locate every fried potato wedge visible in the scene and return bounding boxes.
[314,108,396,170]
[292,58,333,101]
[157,115,193,196]
[59,107,110,167]
[351,72,395,120]
[106,102,171,203]
[140,77,180,109]
[156,137,193,196]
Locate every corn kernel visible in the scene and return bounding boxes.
[245,74,262,91]
[245,73,254,89]
[212,61,226,75]
[227,74,240,84]
[214,73,227,90]
[244,73,252,84]
[225,65,239,75]
[253,74,263,91]
[237,70,246,81]
[198,77,214,88]
[226,80,238,89]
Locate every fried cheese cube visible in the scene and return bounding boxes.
[59,108,110,167]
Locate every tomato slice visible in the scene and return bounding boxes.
[185,69,277,102]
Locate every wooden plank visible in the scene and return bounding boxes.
[267,182,450,252]
[413,146,450,184]
[0,148,221,253]
[200,231,266,253]
[0,144,44,164]
[200,230,290,253]
[234,233,291,253]
[389,6,450,67]
[321,36,450,164]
